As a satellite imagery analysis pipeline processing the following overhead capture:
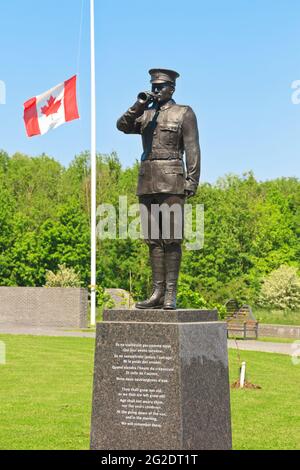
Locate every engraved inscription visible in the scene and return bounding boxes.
[112,342,174,428]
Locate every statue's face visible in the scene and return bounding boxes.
[152,82,174,104]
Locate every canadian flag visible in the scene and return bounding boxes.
[23,75,79,137]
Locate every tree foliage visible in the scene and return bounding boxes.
[258,265,300,310]
[0,150,299,309]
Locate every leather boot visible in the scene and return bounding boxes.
[163,244,182,310]
[135,245,165,309]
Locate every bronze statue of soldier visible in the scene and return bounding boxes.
[117,69,201,310]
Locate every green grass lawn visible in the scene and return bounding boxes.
[228,335,296,344]
[256,337,296,344]
[0,334,299,450]
[252,308,300,326]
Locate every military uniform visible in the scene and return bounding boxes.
[117,69,201,309]
[117,99,200,196]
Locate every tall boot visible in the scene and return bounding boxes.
[163,244,182,310]
[135,245,165,309]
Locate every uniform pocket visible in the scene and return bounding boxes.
[154,165,185,193]
[159,123,179,146]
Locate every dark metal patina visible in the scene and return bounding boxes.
[117,69,201,310]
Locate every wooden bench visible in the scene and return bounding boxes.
[225,301,259,340]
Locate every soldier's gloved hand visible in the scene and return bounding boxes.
[137,91,156,104]
[130,99,147,114]
[184,189,195,199]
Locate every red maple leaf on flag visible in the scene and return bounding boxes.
[41,95,62,117]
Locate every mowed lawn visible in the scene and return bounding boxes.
[0,334,299,450]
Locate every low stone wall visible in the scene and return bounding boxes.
[258,323,300,339]
[0,287,88,328]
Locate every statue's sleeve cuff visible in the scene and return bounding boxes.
[184,179,198,193]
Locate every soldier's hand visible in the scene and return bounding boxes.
[131,98,147,114]
[131,92,156,113]
[137,91,156,105]
[184,189,195,199]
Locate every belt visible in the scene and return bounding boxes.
[147,151,183,160]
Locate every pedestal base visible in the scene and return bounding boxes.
[90,309,232,450]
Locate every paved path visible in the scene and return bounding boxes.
[0,324,95,338]
[0,324,298,356]
[228,339,296,356]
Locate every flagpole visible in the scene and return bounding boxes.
[90,0,97,326]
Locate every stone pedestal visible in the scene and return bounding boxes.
[90,309,232,450]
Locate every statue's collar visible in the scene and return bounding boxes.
[159,99,176,111]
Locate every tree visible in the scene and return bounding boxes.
[0,150,299,313]
[258,265,300,310]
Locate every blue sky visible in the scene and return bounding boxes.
[0,0,299,182]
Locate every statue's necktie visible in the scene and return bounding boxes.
[141,104,160,161]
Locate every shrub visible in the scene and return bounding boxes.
[177,275,208,309]
[45,264,82,287]
[258,265,300,310]
[96,285,115,309]
[177,273,223,318]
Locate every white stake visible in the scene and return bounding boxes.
[240,361,246,388]
[90,0,97,326]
